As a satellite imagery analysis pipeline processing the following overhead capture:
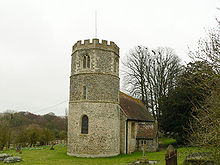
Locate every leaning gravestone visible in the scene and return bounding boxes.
[3,156,22,163]
[0,154,10,161]
[165,145,177,165]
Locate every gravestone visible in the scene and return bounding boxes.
[0,154,9,161]
[184,152,215,165]
[3,156,22,163]
[165,145,177,165]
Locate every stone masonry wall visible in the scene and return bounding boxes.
[67,102,120,157]
[69,74,119,103]
[127,121,138,154]
[136,121,158,152]
[120,110,127,154]
[136,139,157,152]
[71,49,119,76]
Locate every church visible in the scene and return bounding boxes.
[67,39,158,157]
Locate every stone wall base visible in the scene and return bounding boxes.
[67,152,119,158]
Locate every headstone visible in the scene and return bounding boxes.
[50,144,55,150]
[184,152,215,165]
[165,145,177,165]
[3,156,22,163]
[0,154,10,161]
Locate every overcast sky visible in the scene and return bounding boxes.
[0,0,219,116]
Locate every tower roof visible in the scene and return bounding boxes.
[120,92,155,122]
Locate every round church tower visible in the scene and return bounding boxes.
[67,39,120,157]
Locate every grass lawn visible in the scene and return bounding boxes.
[158,137,177,145]
[0,144,201,165]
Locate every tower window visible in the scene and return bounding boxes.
[87,56,90,68]
[114,58,118,72]
[83,55,90,69]
[83,56,86,68]
[83,86,87,99]
[81,115,88,134]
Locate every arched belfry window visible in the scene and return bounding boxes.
[83,55,90,69]
[81,115,88,134]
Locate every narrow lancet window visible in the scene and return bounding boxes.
[87,56,90,68]
[81,115,88,134]
[83,56,87,68]
[83,86,87,99]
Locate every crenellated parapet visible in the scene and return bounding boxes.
[72,38,119,55]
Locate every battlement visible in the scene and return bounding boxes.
[72,39,119,55]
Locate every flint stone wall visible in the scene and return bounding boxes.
[136,139,157,152]
[68,102,120,157]
[136,122,158,152]
[127,121,138,154]
[120,110,127,154]
[69,74,119,103]
[71,49,119,76]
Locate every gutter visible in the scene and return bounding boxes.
[127,119,154,122]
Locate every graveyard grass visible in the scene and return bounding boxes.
[0,144,201,165]
[158,137,177,145]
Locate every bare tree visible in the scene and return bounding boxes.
[123,46,151,108]
[150,47,182,119]
[123,46,182,121]
[189,20,220,73]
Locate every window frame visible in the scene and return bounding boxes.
[82,54,90,69]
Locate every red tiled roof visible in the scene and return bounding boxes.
[120,92,154,122]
